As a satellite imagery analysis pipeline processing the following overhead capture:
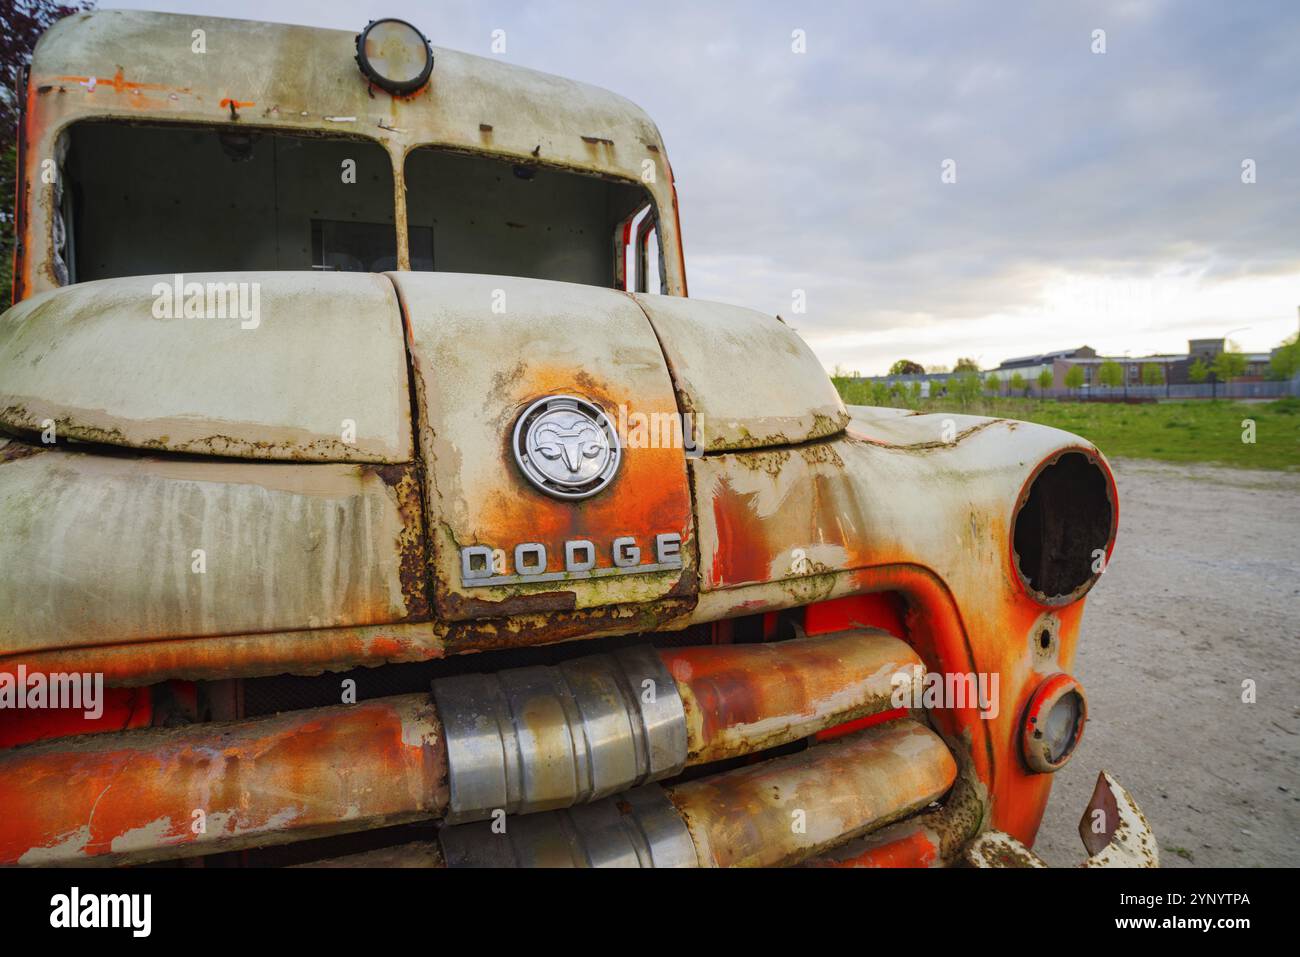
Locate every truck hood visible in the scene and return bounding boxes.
[0,272,413,462]
[0,272,845,654]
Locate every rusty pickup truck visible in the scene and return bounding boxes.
[0,10,1155,868]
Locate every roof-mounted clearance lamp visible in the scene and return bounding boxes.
[355,19,434,95]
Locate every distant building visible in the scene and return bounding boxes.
[991,346,1095,390]
[1188,338,1225,365]
[855,335,1277,393]
[997,346,1097,371]
[995,338,1272,389]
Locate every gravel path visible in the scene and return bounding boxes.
[1033,458,1300,867]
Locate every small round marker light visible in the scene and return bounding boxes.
[355,19,434,95]
[1021,673,1087,773]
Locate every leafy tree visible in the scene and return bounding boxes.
[908,380,922,404]
[1269,334,1299,380]
[1037,368,1053,394]
[1211,348,1247,383]
[1188,359,1209,384]
[831,374,870,406]
[1140,363,1164,386]
[984,373,1001,394]
[1008,372,1026,395]
[1,1,95,308]
[869,381,891,406]
[1064,365,1085,392]
[953,372,982,407]
[889,359,924,376]
[953,357,980,373]
[1097,359,1124,388]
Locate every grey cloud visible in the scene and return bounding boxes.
[108,0,1300,368]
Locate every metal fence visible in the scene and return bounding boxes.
[1020,380,1298,401]
[848,377,1300,401]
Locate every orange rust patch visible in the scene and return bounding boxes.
[0,696,446,865]
[661,630,919,762]
[806,828,941,868]
[428,354,694,620]
[1,623,446,688]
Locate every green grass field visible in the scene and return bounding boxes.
[836,389,1300,471]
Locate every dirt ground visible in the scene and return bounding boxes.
[1032,458,1300,867]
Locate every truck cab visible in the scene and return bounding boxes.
[0,10,1152,868]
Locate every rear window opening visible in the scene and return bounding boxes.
[62,122,396,281]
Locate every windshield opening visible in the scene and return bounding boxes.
[404,147,653,288]
[62,122,395,282]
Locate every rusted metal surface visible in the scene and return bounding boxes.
[0,7,1131,872]
[962,829,1049,867]
[687,410,1120,847]
[962,771,1157,867]
[803,821,945,868]
[692,416,1115,594]
[0,273,412,462]
[393,272,695,620]
[295,841,445,868]
[433,632,924,822]
[3,405,1111,852]
[666,719,957,868]
[1,631,948,865]
[0,694,447,866]
[1,597,707,687]
[1,621,446,688]
[0,445,427,654]
[18,10,685,301]
[444,600,699,659]
[660,628,922,764]
[845,407,999,448]
[0,436,43,463]
[433,645,687,823]
[439,784,698,868]
[438,721,958,869]
[633,293,848,452]
[1079,770,1160,867]
[821,766,1157,869]
[802,735,988,867]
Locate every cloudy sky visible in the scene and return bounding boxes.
[105,0,1300,374]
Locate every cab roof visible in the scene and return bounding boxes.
[28,9,669,183]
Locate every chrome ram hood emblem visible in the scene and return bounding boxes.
[512,395,621,499]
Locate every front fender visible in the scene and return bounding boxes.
[684,404,1119,848]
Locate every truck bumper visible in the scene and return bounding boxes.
[808,769,1158,869]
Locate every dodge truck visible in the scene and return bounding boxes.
[0,10,1155,868]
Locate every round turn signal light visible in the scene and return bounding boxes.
[1021,673,1087,773]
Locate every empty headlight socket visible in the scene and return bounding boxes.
[1011,448,1118,607]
